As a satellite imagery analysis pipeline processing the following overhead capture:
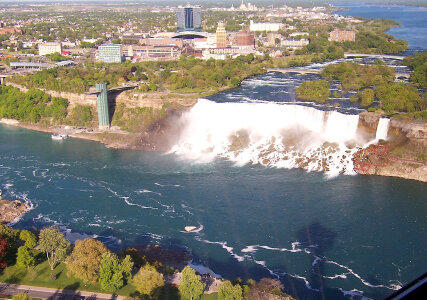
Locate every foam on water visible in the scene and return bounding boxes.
[171,99,365,176]
[188,260,222,278]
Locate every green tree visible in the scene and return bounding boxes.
[99,252,133,292]
[66,238,109,283]
[132,264,165,297]
[359,88,375,107]
[16,246,35,270]
[218,280,243,300]
[0,224,19,244]
[179,266,205,300]
[38,227,70,271]
[19,230,37,249]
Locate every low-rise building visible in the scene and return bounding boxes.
[38,42,62,56]
[249,20,283,32]
[328,29,356,42]
[282,39,309,49]
[123,45,181,60]
[98,44,123,63]
[139,36,183,48]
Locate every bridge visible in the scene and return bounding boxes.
[267,68,409,79]
[84,82,139,95]
[267,68,321,75]
[344,53,404,60]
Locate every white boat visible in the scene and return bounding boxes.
[51,134,67,140]
[184,226,198,232]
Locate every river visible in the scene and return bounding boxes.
[333,2,427,51]
[1,66,426,300]
[1,4,427,300]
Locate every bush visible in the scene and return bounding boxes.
[12,293,31,300]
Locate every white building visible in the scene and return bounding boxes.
[38,42,62,56]
[98,44,123,63]
[282,39,309,49]
[249,20,282,32]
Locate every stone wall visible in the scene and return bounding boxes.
[115,91,197,109]
[5,82,198,111]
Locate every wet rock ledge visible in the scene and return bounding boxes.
[0,191,30,224]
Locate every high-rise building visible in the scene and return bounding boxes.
[176,5,202,32]
[98,44,123,63]
[216,22,227,48]
[38,42,62,56]
[236,30,255,47]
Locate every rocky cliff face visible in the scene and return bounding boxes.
[355,112,427,182]
[0,198,30,224]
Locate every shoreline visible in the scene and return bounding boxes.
[1,115,426,183]
[0,197,31,224]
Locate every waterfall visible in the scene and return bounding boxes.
[376,118,390,141]
[171,99,363,176]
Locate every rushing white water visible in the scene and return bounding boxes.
[376,118,390,141]
[171,99,365,176]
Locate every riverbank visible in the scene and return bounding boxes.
[2,107,427,183]
[356,111,427,182]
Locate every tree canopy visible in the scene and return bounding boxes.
[218,280,243,300]
[321,61,395,91]
[19,230,37,249]
[66,238,110,283]
[16,246,35,270]
[132,264,165,297]
[99,252,133,292]
[38,227,70,271]
[179,266,205,300]
[403,51,427,88]
[295,80,330,103]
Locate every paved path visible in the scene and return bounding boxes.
[0,283,124,300]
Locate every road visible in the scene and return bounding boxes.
[0,283,124,300]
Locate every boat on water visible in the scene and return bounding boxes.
[51,134,67,140]
[184,226,198,232]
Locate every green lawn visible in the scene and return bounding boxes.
[0,260,135,296]
[0,254,218,299]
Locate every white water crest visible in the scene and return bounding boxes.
[171,99,366,176]
[376,118,390,141]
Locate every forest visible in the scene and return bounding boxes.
[8,54,269,94]
[0,86,68,124]
[403,51,427,89]
[321,61,396,90]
